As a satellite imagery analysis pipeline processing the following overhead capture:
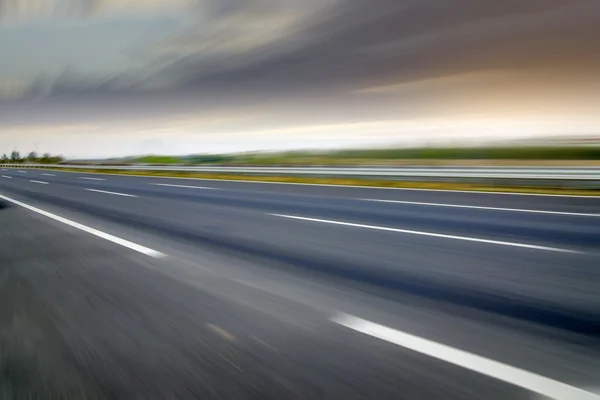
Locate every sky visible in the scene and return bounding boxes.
[0,0,599,158]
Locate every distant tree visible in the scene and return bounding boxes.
[1,154,7,163]
[10,150,20,162]
[39,153,64,164]
[27,151,38,162]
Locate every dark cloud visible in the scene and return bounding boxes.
[157,0,600,95]
[6,0,600,107]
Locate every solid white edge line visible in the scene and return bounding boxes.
[17,168,600,198]
[2,175,12,178]
[149,183,216,190]
[363,198,600,217]
[85,188,138,197]
[79,177,106,181]
[331,314,600,400]
[0,194,165,258]
[271,214,580,253]
[30,180,49,185]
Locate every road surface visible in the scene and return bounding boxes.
[1,168,599,400]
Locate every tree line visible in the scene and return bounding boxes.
[0,151,64,164]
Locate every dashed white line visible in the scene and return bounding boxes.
[30,180,49,185]
[42,173,56,176]
[2,175,11,179]
[271,214,579,253]
[363,198,600,217]
[17,170,26,173]
[149,183,216,190]
[79,177,106,181]
[0,194,164,258]
[332,314,600,400]
[85,188,138,197]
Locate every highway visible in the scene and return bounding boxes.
[1,167,599,400]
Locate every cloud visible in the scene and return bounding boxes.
[153,0,600,95]
[4,0,600,122]
[0,0,55,23]
[145,0,337,82]
[79,0,193,17]
[0,76,30,98]
[0,0,193,24]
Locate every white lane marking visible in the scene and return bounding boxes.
[332,314,600,400]
[25,168,600,198]
[0,194,164,258]
[79,177,106,181]
[2,175,12,179]
[17,170,26,173]
[149,183,216,190]
[85,188,138,197]
[363,198,600,217]
[30,180,49,185]
[271,214,579,253]
[41,173,56,176]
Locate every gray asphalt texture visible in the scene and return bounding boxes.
[1,168,599,399]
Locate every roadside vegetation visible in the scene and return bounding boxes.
[112,146,600,166]
[0,151,64,164]
[3,146,598,166]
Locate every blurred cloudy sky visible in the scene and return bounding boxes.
[1,0,599,158]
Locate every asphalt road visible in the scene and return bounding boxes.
[1,167,599,400]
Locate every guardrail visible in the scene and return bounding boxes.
[2,163,599,187]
